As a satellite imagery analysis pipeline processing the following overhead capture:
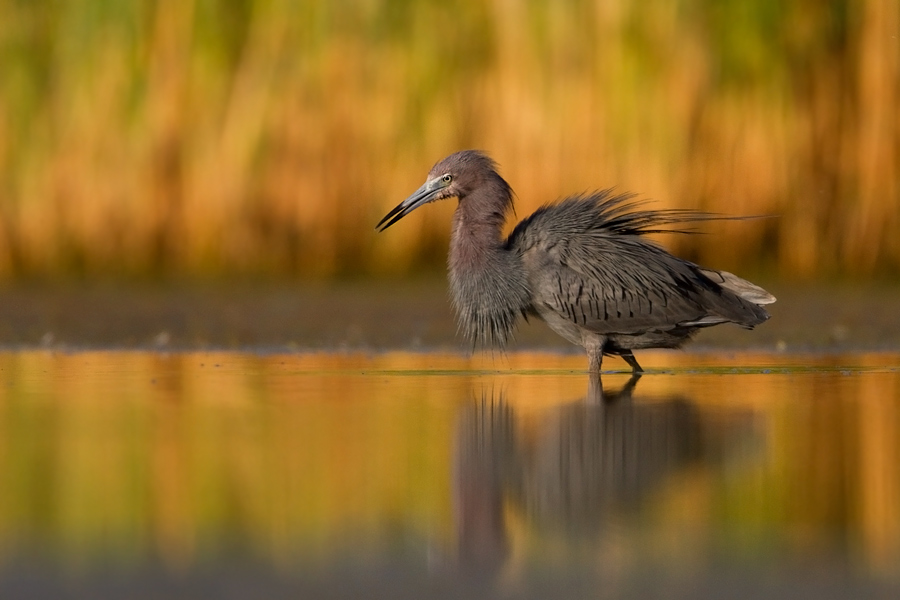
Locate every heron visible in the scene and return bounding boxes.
[377,150,775,373]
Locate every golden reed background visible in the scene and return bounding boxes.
[0,0,897,280]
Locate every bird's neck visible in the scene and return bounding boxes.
[450,183,509,263]
[447,179,530,348]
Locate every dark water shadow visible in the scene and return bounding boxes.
[451,374,759,577]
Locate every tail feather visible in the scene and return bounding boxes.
[701,269,776,306]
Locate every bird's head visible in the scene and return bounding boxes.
[376,150,501,232]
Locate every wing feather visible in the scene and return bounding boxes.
[507,192,770,335]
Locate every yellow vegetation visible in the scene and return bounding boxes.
[0,1,897,279]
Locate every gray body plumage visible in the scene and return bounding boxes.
[377,150,775,372]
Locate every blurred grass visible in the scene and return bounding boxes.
[0,0,897,280]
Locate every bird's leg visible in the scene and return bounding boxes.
[585,339,604,373]
[620,351,644,373]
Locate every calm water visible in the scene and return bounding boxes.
[2,350,900,598]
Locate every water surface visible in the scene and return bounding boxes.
[2,350,899,598]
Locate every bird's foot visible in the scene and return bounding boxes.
[621,351,643,373]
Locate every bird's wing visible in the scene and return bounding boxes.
[522,234,716,334]
[508,193,766,334]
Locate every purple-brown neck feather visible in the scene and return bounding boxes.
[447,167,530,348]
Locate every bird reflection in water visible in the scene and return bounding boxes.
[451,374,757,577]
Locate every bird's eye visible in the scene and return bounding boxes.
[442,174,452,184]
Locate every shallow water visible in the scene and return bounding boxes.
[2,350,900,598]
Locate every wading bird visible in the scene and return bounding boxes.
[377,150,775,373]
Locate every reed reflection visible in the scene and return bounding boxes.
[452,374,758,573]
[2,351,900,579]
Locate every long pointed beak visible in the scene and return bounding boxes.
[376,177,449,232]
